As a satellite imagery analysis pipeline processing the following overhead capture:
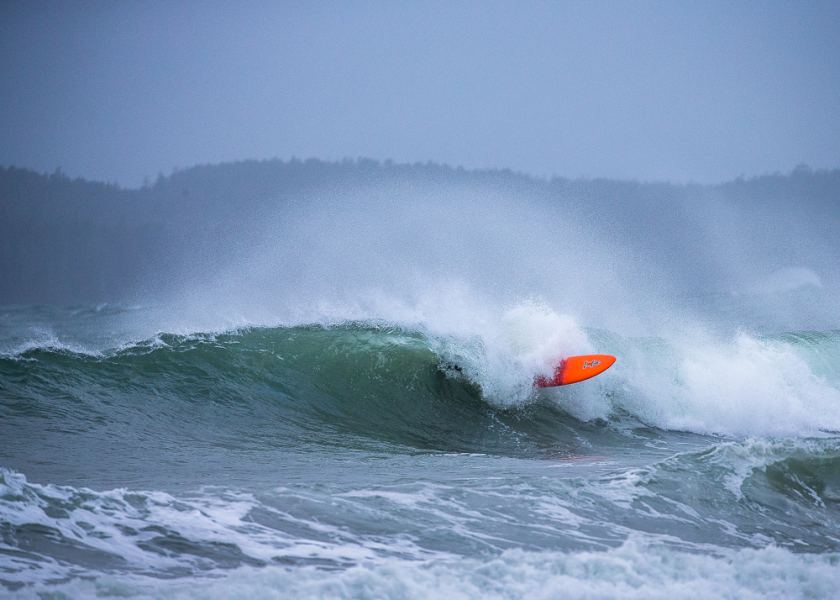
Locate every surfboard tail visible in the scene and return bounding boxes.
[535,354,616,388]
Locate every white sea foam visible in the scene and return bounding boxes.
[28,540,840,600]
[394,293,840,438]
[420,297,593,406]
[609,332,840,437]
[0,469,445,590]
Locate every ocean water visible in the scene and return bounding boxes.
[2,178,840,598]
[1,301,839,599]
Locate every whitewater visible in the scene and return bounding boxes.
[2,171,840,598]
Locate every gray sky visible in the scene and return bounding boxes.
[2,0,839,186]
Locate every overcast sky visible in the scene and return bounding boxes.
[2,1,839,186]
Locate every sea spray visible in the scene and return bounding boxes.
[3,167,840,596]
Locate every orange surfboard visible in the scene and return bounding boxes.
[535,354,616,388]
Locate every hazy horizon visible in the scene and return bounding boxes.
[2,1,840,186]
[6,156,838,191]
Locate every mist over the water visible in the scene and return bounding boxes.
[2,162,838,336]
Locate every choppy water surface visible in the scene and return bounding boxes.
[2,303,840,598]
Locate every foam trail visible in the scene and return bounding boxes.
[40,541,840,600]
